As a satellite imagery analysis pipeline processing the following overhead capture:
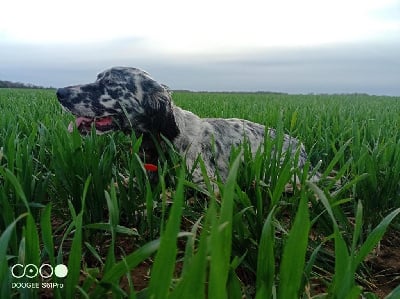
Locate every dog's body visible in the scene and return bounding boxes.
[57,67,309,183]
[172,110,306,182]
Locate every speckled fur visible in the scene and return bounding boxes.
[57,67,309,183]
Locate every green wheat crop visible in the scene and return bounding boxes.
[1,88,400,298]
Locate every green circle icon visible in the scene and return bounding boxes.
[54,264,68,278]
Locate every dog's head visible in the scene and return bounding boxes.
[56,67,179,140]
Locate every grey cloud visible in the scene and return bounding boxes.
[0,40,399,95]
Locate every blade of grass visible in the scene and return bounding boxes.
[180,216,203,277]
[331,225,353,298]
[147,166,186,299]
[0,167,30,212]
[277,190,310,299]
[354,207,400,266]
[351,201,363,254]
[65,212,83,299]
[321,139,352,178]
[40,204,55,266]
[385,283,400,299]
[208,151,242,299]
[0,213,27,289]
[25,213,40,271]
[65,176,91,299]
[255,206,276,299]
[103,181,119,273]
[307,181,353,296]
[169,205,215,299]
[91,239,160,296]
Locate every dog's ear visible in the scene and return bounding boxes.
[142,82,179,140]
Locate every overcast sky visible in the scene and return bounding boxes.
[1,0,399,95]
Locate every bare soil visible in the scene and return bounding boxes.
[366,230,400,297]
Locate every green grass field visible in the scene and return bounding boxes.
[1,88,400,298]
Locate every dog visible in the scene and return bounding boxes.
[56,67,313,185]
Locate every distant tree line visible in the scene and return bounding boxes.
[0,80,53,89]
[173,90,288,95]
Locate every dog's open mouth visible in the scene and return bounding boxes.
[68,116,115,134]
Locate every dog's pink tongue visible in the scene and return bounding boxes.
[68,117,93,132]
[76,117,93,126]
[67,117,113,133]
[95,117,113,126]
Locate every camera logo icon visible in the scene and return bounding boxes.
[11,264,68,279]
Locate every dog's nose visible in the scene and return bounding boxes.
[56,88,70,100]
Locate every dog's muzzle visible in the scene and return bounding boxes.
[56,87,116,135]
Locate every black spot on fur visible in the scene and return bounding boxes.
[60,101,74,111]
[214,140,223,155]
[107,87,123,99]
[81,84,105,101]
[247,123,264,137]
[161,112,180,140]
[134,102,179,141]
[124,92,134,100]
[210,156,216,167]
[141,76,159,92]
[73,92,90,104]
[208,119,227,136]
[110,69,126,80]
[126,79,137,93]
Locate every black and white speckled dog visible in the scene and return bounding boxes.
[56,67,312,184]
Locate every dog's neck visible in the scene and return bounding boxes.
[170,105,203,150]
[159,108,180,141]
